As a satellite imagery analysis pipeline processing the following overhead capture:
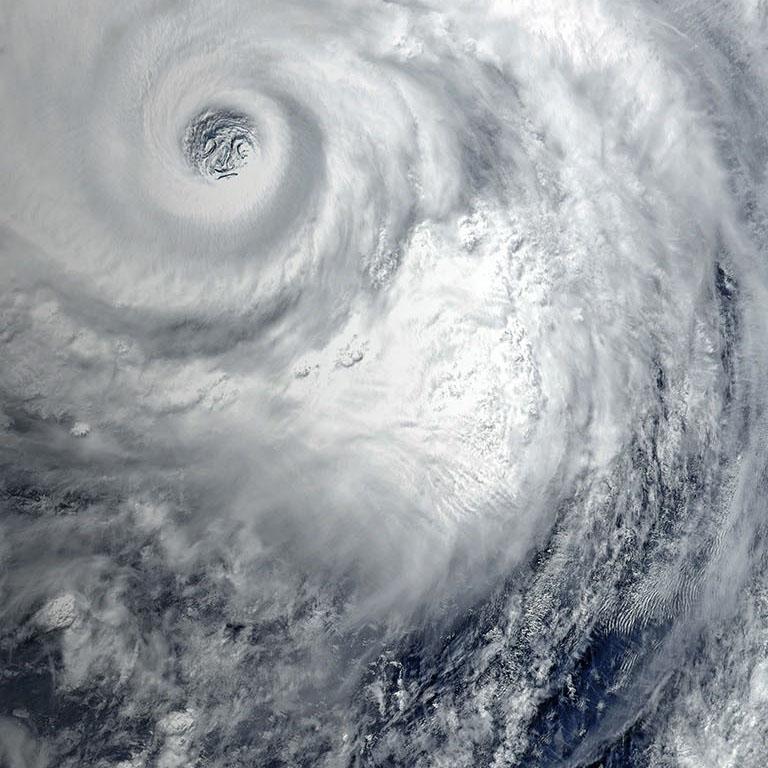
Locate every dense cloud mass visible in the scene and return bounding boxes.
[2,1,768,765]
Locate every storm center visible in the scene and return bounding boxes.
[183,109,257,180]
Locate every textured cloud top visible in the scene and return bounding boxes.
[2,1,768,766]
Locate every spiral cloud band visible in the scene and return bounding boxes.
[2,0,768,766]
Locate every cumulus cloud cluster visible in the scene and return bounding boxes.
[2,0,768,765]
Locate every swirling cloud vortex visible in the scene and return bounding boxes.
[2,1,768,766]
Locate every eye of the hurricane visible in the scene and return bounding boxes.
[183,109,257,181]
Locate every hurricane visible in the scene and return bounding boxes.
[2,1,768,766]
